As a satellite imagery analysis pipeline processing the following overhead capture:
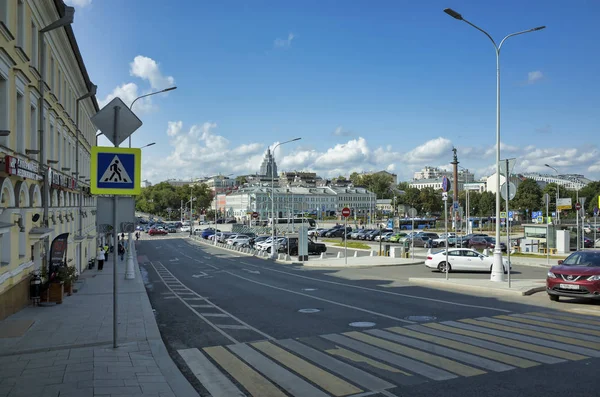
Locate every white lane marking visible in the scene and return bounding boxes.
[224,271,415,324]
[243,269,260,274]
[152,261,274,341]
[236,260,510,313]
[216,324,250,330]
[178,348,245,397]
[192,272,209,278]
[201,313,230,317]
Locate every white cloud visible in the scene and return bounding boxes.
[166,121,183,137]
[333,126,353,137]
[274,33,295,48]
[527,70,543,84]
[404,137,453,163]
[98,82,155,112]
[130,56,175,90]
[64,0,92,7]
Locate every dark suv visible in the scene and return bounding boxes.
[278,237,327,255]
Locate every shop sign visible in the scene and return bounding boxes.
[50,169,78,191]
[5,155,42,180]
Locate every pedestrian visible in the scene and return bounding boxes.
[136,232,140,240]
[104,244,109,257]
[97,246,105,271]
[118,243,125,261]
[314,233,318,242]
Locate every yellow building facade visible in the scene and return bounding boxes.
[0,0,98,319]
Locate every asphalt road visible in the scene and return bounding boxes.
[137,234,600,397]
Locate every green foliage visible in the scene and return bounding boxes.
[512,179,543,214]
[235,176,248,185]
[349,172,396,199]
[135,182,214,218]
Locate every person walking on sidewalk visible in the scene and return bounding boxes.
[118,242,125,261]
[97,245,106,271]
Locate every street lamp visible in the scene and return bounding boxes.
[271,138,301,258]
[544,164,561,224]
[140,142,156,149]
[213,173,233,245]
[444,8,545,282]
[129,86,177,148]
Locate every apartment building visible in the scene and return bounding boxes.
[0,0,98,319]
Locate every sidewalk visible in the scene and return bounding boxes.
[0,244,198,397]
[408,277,547,296]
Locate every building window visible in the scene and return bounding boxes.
[0,0,8,28]
[49,122,55,160]
[30,104,37,151]
[57,69,62,101]
[30,22,37,68]
[0,233,10,265]
[16,92,24,153]
[17,0,24,48]
[0,74,7,146]
[50,55,54,90]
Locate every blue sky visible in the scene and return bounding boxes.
[66,0,600,183]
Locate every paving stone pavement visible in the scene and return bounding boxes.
[0,243,198,397]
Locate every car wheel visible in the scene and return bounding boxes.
[267,247,271,253]
[437,262,451,273]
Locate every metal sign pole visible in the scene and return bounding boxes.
[546,194,549,267]
[445,198,449,280]
[411,217,414,259]
[112,105,120,349]
[345,214,348,265]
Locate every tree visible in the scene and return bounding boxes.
[135,182,213,218]
[235,176,248,185]
[419,187,442,214]
[477,191,495,217]
[512,179,543,215]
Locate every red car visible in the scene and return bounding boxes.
[148,228,168,236]
[547,250,600,301]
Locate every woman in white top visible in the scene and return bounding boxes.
[97,246,106,271]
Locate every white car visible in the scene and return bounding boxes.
[226,235,251,246]
[425,248,510,273]
[432,232,456,247]
[180,225,191,232]
[256,237,286,252]
[375,232,394,242]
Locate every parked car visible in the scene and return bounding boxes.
[375,232,394,242]
[547,250,600,301]
[410,236,433,248]
[389,232,407,243]
[180,225,191,233]
[148,228,168,236]
[468,236,507,252]
[432,233,456,247]
[201,228,218,239]
[167,225,177,233]
[226,235,251,246]
[349,229,365,239]
[356,229,374,240]
[278,237,327,255]
[459,233,488,247]
[425,248,511,273]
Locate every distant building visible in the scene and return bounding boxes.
[410,178,465,192]
[165,179,194,187]
[203,175,235,194]
[259,148,278,178]
[411,166,474,189]
[279,171,320,187]
[521,173,591,191]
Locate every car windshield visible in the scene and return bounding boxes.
[561,252,600,267]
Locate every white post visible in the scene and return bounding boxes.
[445,198,449,279]
[344,213,348,265]
[546,193,550,267]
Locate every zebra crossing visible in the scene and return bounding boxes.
[178,310,600,396]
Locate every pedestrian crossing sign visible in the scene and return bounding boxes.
[90,146,141,195]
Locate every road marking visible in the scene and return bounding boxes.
[527,311,600,326]
[190,304,213,308]
[224,271,415,324]
[252,341,363,396]
[488,316,600,344]
[216,324,250,330]
[243,269,261,274]
[442,321,589,360]
[470,318,600,349]
[169,258,179,262]
[203,346,286,397]
[366,329,513,373]
[178,348,244,397]
[322,333,456,381]
[325,347,410,375]
[150,262,274,343]
[388,326,538,368]
[201,313,230,317]
[192,272,209,278]
[420,323,564,364]
[509,314,600,335]
[344,331,485,377]
[232,260,511,313]
[277,339,395,392]
[228,343,331,397]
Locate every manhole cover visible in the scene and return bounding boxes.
[404,316,437,322]
[349,322,376,328]
[302,288,317,291]
[298,308,321,313]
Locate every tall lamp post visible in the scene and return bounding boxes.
[213,173,233,245]
[544,164,561,225]
[271,138,301,258]
[38,5,75,270]
[444,8,545,282]
[124,87,176,280]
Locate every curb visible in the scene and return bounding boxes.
[134,247,200,397]
[407,277,546,296]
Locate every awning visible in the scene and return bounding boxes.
[86,233,96,239]
[74,234,85,242]
[0,222,13,233]
[29,227,54,239]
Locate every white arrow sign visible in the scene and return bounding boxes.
[169,258,179,262]
[192,272,208,278]
[242,269,260,274]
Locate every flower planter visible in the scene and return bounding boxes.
[64,281,73,296]
[48,282,64,304]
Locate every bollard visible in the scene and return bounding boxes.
[370,250,376,257]
[285,254,291,261]
[354,251,358,257]
[427,248,432,255]
[483,248,490,256]
[319,252,325,259]
[337,252,343,259]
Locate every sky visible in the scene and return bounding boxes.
[65,0,600,184]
